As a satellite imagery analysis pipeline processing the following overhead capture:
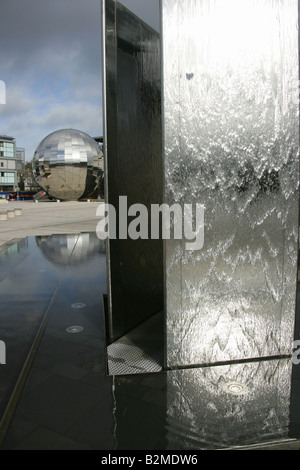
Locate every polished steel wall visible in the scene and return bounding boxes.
[161,0,299,367]
[166,359,292,449]
[102,0,163,343]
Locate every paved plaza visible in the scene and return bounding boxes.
[0,200,103,247]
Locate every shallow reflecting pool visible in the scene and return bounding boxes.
[0,234,299,449]
[0,233,107,443]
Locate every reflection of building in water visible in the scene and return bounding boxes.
[32,129,104,201]
[0,238,29,281]
[35,233,105,266]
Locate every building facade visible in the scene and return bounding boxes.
[0,135,18,192]
[0,136,26,193]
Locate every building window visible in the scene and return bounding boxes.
[3,142,14,158]
[0,172,15,184]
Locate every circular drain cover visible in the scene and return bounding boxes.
[71,303,86,309]
[223,381,249,396]
[66,325,84,333]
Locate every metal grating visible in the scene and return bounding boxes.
[107,311,164,375]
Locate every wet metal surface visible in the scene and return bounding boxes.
[102,0,163,344]
[0,234,299,449]
[161,0,299,368]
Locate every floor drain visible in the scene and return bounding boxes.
[222,381,249,396]
[66,325,84,333]
[71,303,86,309]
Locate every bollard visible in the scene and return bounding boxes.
[0,212,8,221]
[14,208,22,216]
[7,210,15,218]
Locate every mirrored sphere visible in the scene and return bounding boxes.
[32,129,104,200]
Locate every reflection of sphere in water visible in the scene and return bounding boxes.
[35,233,105,266]
[32,129,104,201]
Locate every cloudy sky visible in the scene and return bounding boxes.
[0,0,160,161]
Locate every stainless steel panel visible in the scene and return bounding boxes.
[167,359,293,449]
[102,0,163,342]
[161,0,299,367]
[107,311,164,375]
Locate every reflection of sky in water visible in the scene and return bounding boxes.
[35,233,106,267]
[0,233,107,421]
[0,234,107,293]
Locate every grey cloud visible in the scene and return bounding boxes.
[0,0,159,161]
[0,0,102,82]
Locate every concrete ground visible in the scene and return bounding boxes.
[0,200,103,247]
